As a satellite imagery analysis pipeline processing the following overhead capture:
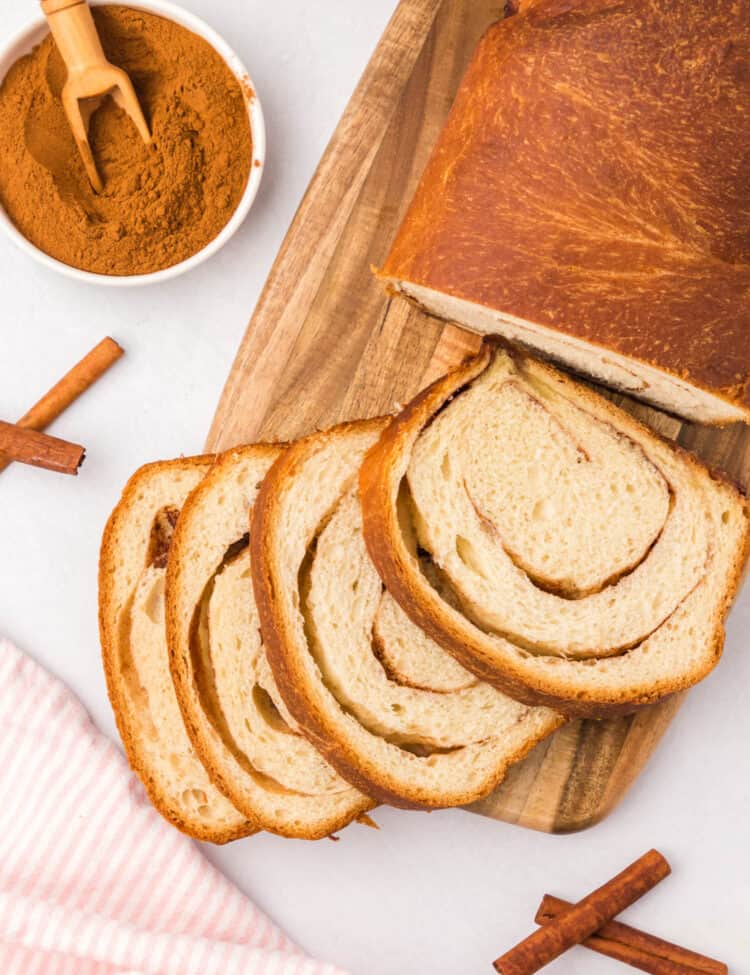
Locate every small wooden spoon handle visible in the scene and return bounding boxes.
[40,0,107,72]
[41,0,86,14]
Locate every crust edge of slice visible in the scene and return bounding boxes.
[99,456,255,844]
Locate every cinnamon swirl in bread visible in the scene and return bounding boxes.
[360,343,750,716]
[99,459,253,843]
[165,446,373,839]
[250,419,563,808]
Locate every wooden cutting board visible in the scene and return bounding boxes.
[207,0,750,832]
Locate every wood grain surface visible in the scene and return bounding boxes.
[207,0,750,832]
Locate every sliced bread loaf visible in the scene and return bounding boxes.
[379,0,750,424]
[250,419,563,809]
[99,459,254,843]
[165,445,374,839]
[360,342,750,717]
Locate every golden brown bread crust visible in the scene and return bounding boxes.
[359,340,750,718]
[380,0,750,417]
[99,457,256,844]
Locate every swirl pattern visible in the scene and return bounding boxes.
[251,420,562,809]
[166,446,372,839]
[99,459,253,842]
[360,343,749,716]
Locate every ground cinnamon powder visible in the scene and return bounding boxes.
[0,5,253,276]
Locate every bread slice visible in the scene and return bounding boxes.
[99,459,254,843]
[250,418,563,809]
[165,445,374,839]
[360,342,750,717]
[379,1,750,424]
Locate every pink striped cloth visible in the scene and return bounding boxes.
[0,639,350,975]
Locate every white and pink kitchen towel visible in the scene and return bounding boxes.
[0,638,350,975]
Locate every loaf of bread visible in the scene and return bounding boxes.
[250,419,563,808]
[98,459,254,843]
[379,0,750,424]
[165,446,374,839]
[360,343,750,716]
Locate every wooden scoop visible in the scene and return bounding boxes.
[40,0,151,192]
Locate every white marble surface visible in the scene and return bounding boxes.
[1,2,749,972]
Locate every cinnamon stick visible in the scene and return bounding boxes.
[0,337,123,474]
[0,421,85,476]
[493,850,671,975]
[536,895,727,975]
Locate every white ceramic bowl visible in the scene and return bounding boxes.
[0,0,265,286]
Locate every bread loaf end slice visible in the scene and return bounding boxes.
[99,459,254,843]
